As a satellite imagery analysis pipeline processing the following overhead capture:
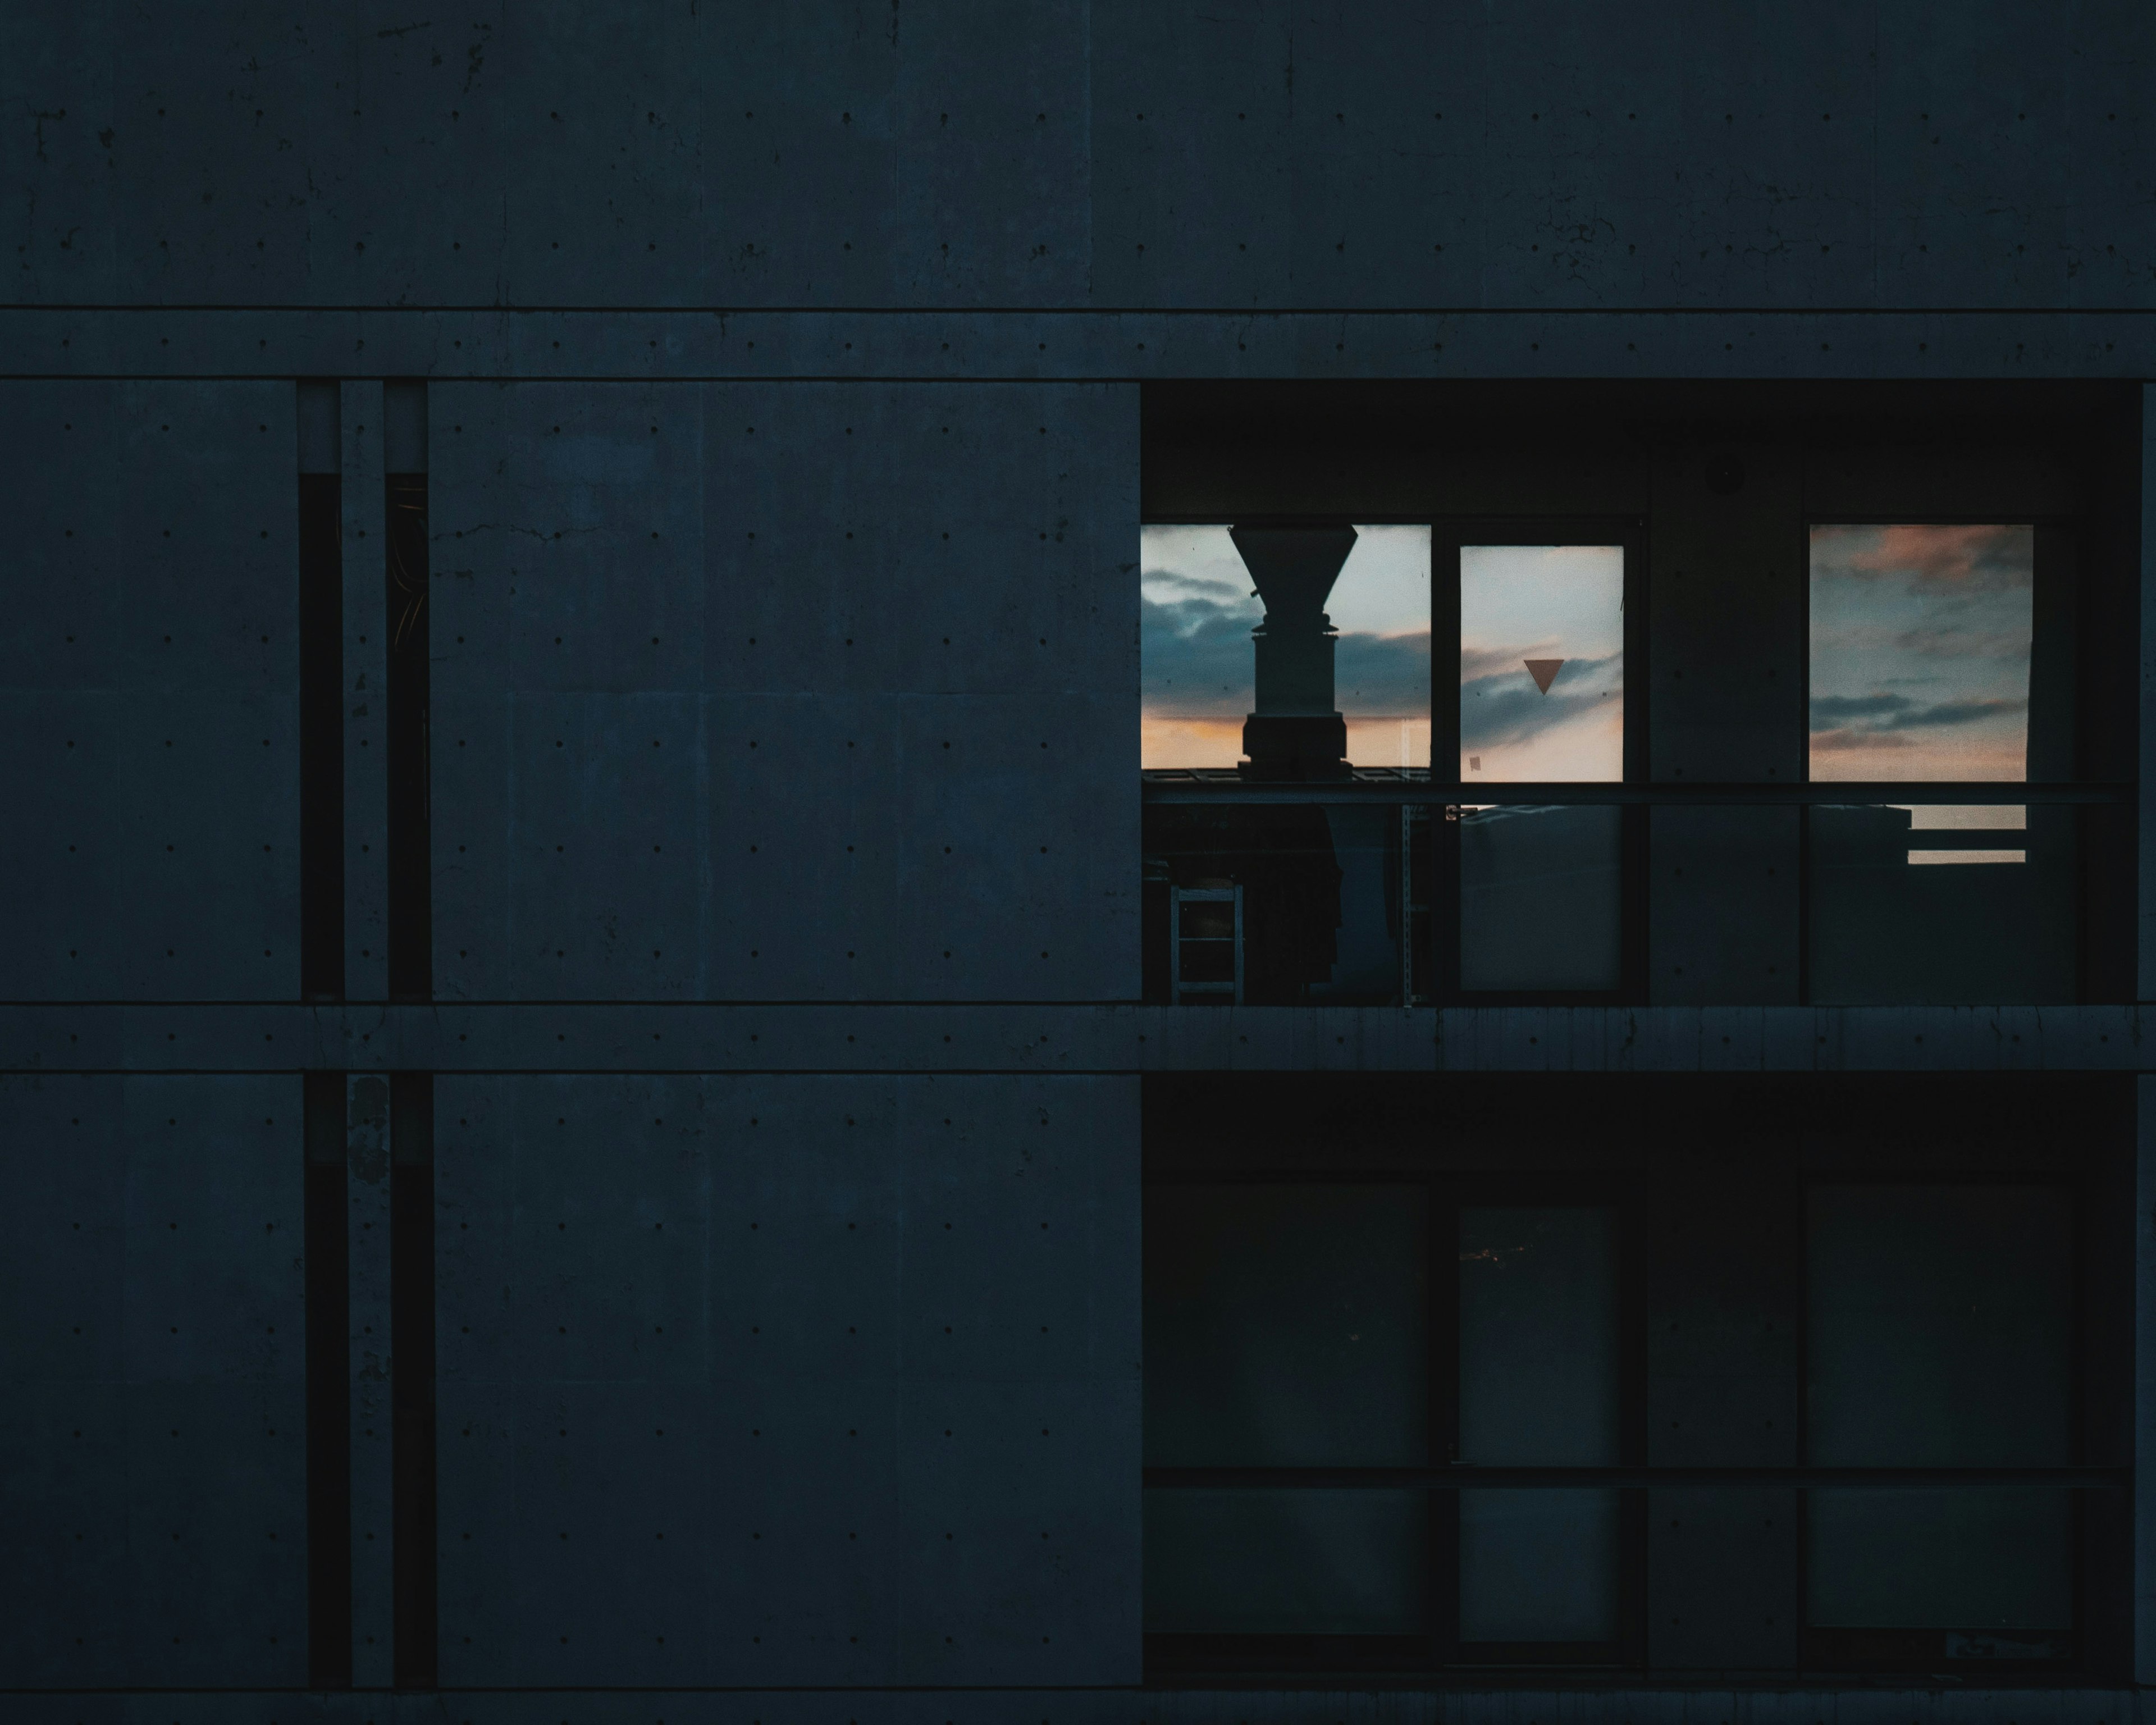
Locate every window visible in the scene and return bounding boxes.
[1144,1172,1635,1671]
[1451,537,1633,996]
[1141,523,1432,1006]
[1140,1075,2122,1680]
[1141,524,1431,772]
[1805,1183,2077,1665]
[1138,381,2134,1009]
[1807,525,2076,1002]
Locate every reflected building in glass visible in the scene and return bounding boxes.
[1141,524,1431,1005]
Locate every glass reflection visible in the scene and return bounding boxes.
[1807,525,2072,1002]
[1458,546,1625,994]
[1807,1186,2073,1645]
[1141,524,1431,770]
[1460,545,1624,784]
[1458,1206,1620,1646]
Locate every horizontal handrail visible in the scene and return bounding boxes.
[1144,1465,2123,1490]
[1141,777,2129,808]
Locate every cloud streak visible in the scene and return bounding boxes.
[1459,651,1621,753]
[1143,589,1428,716]
[1812,523,2034,595]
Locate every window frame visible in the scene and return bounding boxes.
[1793,1169,2088,1674]
[1797,513,2086,1006]
[1141,1167,1648,1680]
[1433,519,1651,1007]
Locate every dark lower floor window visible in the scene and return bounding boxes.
[1803,1182,2076,1665]
[1139,1093,2112,1680]
[1143,1179,1635,1668]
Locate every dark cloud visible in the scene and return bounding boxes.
[1335,629,1431,711]
[1808,692,2026,736]
[1459,652,1620,752]
[1461,644,1538,682]
[1141,591,1255,707]
[1810,692,1910,722]
[1883,696,2026,731]
[1144,587,1429,717]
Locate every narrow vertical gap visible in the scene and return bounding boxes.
[298,381,345,1002]
[1426,1178,1461,1665]
[304,1072,353,1690]
[385,380,432,1002]
[1796,804,1815,1004]
[1793,1174,1814,1670]
[1616,1176,1651,1669]
[390,1072,438,1689]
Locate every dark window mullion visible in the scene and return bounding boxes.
[1617,1175,1650,1668]
[1427,1177,1461,1665]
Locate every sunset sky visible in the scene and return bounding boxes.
[1460,545,1625,782]
[1142,524,2032,798]
[1141,525,1431,768]
[1808,523,2034,783]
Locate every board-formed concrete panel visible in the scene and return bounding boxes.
[0,1074,304,1688]
[436,1074,1140,1688]
[432,380,1139,1002]
[22,5,2145,312]
[0,382,298,1001]
[1088,0,2153,313]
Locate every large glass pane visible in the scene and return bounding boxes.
[1145,1490,1428,1635]
[1142,524,1431,769]
[1808,526,2073,1002]
[1459,545,1624,783]
[1458,1206,1620,1645]
[1458,806,1621,992]
[1457,545,1625,993]
[1145,1183,1428,1634]
[1807,1185,2073,1637]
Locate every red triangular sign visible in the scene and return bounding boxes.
[1523,658,1564,694]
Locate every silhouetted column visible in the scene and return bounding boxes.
[1232,524,1357,781]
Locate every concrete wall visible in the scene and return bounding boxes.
[0,2,2150,1717]
[4,3,2150,312]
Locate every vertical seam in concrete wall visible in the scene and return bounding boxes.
[343,382,389,1001]
[390,1073,436,1687]
[384,381,432,1003]
[347,1073,394,1687]
[304,1072,352,1689]
[299,381,345,1001]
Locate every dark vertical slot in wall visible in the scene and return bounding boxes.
[385,380,432,1002]
[390,1072,438,1688]
[1615,1183,1651,1668]
[304,1073,353,1689]
[1424,1183,1461,1663]
[298,382,345,1001]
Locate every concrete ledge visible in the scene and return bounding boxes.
[0,1691,2139,1725]
[0,307,2153,382]
[0,1004,2141,1075]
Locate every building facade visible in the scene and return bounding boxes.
[1,4,2153,1721]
